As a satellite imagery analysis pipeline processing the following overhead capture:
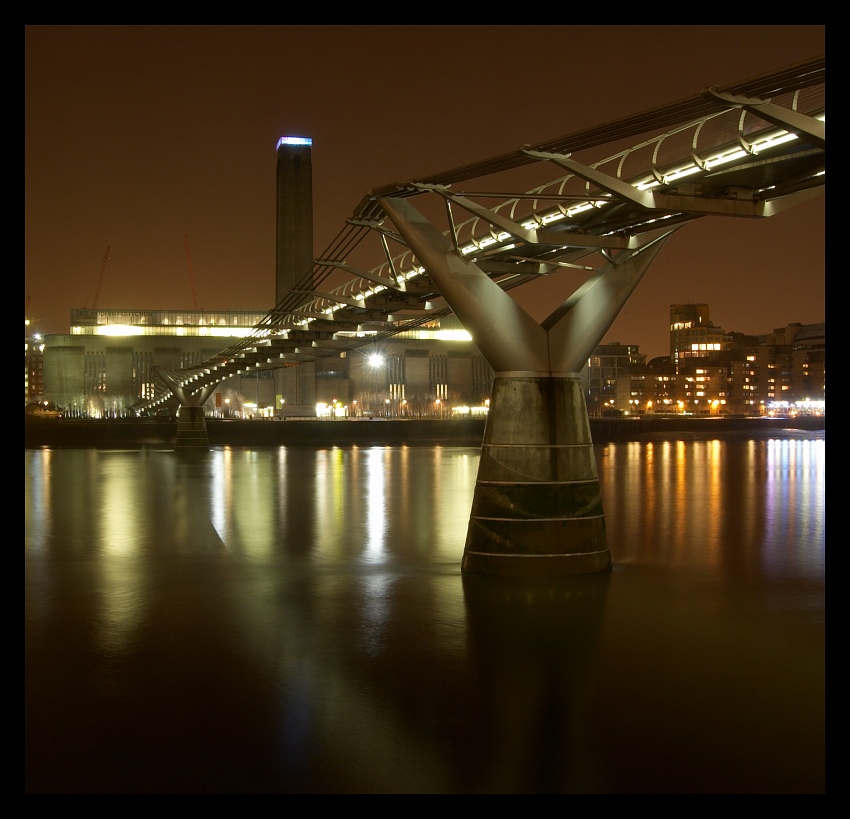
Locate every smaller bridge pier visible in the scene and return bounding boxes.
[154,368,218,455]
[174,405,211,454]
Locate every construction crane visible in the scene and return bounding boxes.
[85,246,111,309]
[183,234,201,310]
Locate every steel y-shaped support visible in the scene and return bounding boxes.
[379,195,678,576]
[155,368,219,454]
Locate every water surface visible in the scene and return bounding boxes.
[25,435,825,793]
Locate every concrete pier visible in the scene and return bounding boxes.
[153,367,216,455]
[462,374,608,576]
[173,406,210,454]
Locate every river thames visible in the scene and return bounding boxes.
[24,431,825,793]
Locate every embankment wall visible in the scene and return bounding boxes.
[25,414,824,448]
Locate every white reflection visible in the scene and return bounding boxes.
[208,448,282,557]
[99,456,145,556]
[364,448,388,562]
[24,449,52,552]
[313,448,349,557]
[276,446,288,547]
[93,454,148,655]
[209,449,229,546]
[434,448,477,559]
[233,450,277,557]
[359,572,392,657]
[764,438,825,575]
[24,450,54,627]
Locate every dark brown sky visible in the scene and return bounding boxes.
[25,25,825,360]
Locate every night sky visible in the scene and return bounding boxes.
[25,25,825,361]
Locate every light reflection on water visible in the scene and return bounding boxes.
[198,446,478,568]
[25,436,824,794]
[598,436,825,578]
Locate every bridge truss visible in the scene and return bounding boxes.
[137,56,824,414]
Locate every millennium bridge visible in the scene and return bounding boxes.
[134,56,824,577]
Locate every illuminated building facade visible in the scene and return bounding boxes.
[669,303,726,363]
[40,308,270,416]
[38,307,491,418]
[652,305,825,416]
[35,300,824,419]
[25,317,44,405]
[581,309,824,418]
[582,343,647,417]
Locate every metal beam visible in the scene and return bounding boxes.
[701,86,825,150]
[522,148,656,210]
[411,183,539,245]
[650,187,823,217]
[315,259,396,289]
[532,232,632,250]
[311,339,351,350]
[290,289,367,309]
[345,218,406,247]
[286,309,333,321]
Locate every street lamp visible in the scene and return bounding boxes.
[368,353,384,415]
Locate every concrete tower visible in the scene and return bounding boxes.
[275,136,314,306]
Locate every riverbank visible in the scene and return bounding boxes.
[24,414,825,448]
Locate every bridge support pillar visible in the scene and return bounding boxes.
[154,368,219,455]
[379,195,677,576]
[463,373,607,576]
[174,405,211,454]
